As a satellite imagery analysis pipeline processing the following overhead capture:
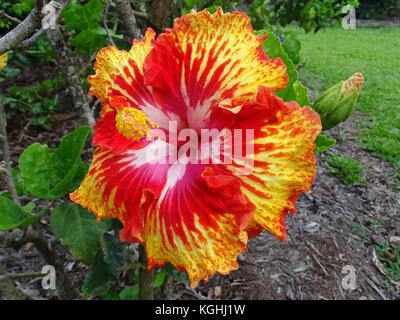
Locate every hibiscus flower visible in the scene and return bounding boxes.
[70,8,321,287]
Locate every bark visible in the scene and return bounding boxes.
[114,0,141,39]
[0,1,69,56]
[149,0,172,31]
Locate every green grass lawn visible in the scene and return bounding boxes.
[288,27,400,170]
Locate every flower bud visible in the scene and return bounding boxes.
[313,73,364,130]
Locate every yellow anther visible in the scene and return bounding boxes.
[115,107,157,141]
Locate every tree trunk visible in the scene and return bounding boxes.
[114,0,141,39]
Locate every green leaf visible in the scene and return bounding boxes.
[19,126,91,200]
[163,264,189,284]
[63,0,104,32]
[292,80,312,107]
[17,207,48,229]
[101,233,125,278]
[256,31,311,107]
[63,0,107,55]
[12,0,35,16]
[71,28,107,56]
[0,191,11,199]
[282,35,301,64]
[82,252,118,297]
[68,160,89,193]
[315,134,336,153]
[100,290,120,300]
[0,196,46,231]
[11,168,27,196]
[0,196,28,231]
[153,271,166,288]
[22,202,36,214]
[119,287,139,300]
[183,0,200,9]
[51,202,111,264]
[82,233,124,297]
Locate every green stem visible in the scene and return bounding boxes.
[138,244,154,300]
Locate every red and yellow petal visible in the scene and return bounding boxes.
[142,164,254,286]
[227,87,321,240]
[88,28,155,106]
[89,28,184,141]
[70,144,169,242]
[92,107,137,153]
[77,8,321,287]
[144,8,288,129]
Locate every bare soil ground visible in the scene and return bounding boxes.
[1,112,399,300]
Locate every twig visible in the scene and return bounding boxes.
[77,52,96,76]
[18,120,32,143]
[0,10,22,24]
[0,5,42,55]
[312,254,329,276]
[329,233,339,249]
[0,1,69,56]
[133,10,148,20]
[102,2,116,46]
[17,26,46,48]
[0,272,46,281]
[365,277,388,300]
[18,1,69,49]
[0,264,26,300]
[184,288,211,300]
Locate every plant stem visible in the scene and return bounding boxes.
[46,26,95,126]
[138,244,154,300]
[24,229,79,299]
[0,271,46,281]
[0,102,19,204]
[0,264,26,300]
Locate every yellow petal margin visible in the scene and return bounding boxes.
[170,8,288,100]
[143,201,249,287]
[88,28,156,105]
[141,165,253,287]
[230,88,321,240]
